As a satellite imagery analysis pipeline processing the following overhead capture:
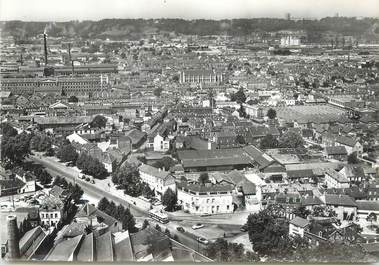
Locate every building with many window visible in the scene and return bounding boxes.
[177,182,234,215]
[138,164,176,197]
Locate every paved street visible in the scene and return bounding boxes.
[29,154,147,217]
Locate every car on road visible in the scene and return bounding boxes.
[192,223,204,230]
[197,237,209,245]
[176,226,185,233]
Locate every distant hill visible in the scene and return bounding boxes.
[1,17,378,42]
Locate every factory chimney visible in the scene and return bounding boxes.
[43,33,48,66]
[71,60,75,76]
[68,43,72,63]
[6,215,20,260]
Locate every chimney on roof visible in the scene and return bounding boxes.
[43,33,48,66]
[6,215,20,261]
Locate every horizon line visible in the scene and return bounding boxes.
[1,15,378,23]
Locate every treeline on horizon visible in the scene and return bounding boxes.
[1,17,378,40]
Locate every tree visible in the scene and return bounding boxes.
[152,157,175,171]
[39,170,52,185]
[1,132,32,166]
[267,108,277,119]
[162,188,177,212]
[1,123,18,138]
[70,184,83,203]
[260,134,279,149]
[113,164,144,197]
[205,238,252,262]
[153,87,163,97]
[30,135,52,152]
[236,135,246,145]
[141,183,155,199]
[292,206,311,219]
[231,88,246,103]
[155,224,161,231]
[98,197,110,211]
[366,212,377,228]
[198,173,209,185]
[68,95,78,103]
[246,205,291,257]
[90,115,107,128]
[56,143,78,163]
[279,131,304,149]
[347,152,359,164]
[164,228,171,237]
[142,219,149,229]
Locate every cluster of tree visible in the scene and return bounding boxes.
[1,129,32,167]
[347,152,359,164]
[56,143,78,163]
[230,88,246,103]
[152,156,176,171]
[260,131,305,149]
[1,122,18,137]
[97,197,136,232]
[76,153,108,179]
[90,115,107,128]
[30,134,52,152]
[267,108,277,119]
[162,188,177,212]
[33,167,53,185]
[112,163,155,198]
[52,176,84,203]
[246,205,291,257]
[281,239,372,263]
[205,238,259,262]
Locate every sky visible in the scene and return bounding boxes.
[0,0,378,21]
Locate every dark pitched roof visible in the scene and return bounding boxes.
[325,146,347,155]
[290,216,310,228]
[323,194,357,207]
[95,231,114,262]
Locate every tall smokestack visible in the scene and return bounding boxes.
[68,43,72,63]
[43,33,48,66]
[6,215,20,260]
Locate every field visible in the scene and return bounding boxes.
[273,104,348,124]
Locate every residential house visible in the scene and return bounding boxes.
[335,136,363,155]
[324,146,348,161]
[138,164,176,197]
[324,169,350,189]
[320,194,357,222]
[339,165,366,183]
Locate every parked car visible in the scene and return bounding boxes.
[197,237,209,245]
[192,223,204,230]
[176,226,185,233]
